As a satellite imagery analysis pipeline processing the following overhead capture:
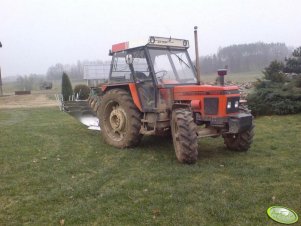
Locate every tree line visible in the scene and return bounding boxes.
[14,42,294,91]
[14,60,106,91]
[200,42,292,74]
[15,74,44,91]
[46,60,110,81]
[46,42,291,80]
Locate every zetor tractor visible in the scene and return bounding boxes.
[88,28,254,164]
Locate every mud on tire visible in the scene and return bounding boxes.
[223,126,254,152]
[171,109,198,164]
[98,89,142,148]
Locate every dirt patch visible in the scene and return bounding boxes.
[0,94,59,109]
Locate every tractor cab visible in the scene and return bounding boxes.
[106,36,198,111]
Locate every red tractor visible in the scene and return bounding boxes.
[88,28,254,164]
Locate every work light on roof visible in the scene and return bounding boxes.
[111,36,189,53]
[149,36,155,44]
[148,36,189,48]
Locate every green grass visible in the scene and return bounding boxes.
[0,108,300,225]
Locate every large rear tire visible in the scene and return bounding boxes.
[171,109,198,164]
[99,89,142,148]
[223,126,254,152]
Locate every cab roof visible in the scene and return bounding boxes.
[111,36,190,53]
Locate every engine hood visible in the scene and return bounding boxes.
[173,85,240,100]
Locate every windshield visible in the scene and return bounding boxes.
[149,49,197,85]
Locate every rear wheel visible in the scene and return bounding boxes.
[171,109,198,164]
[99,89,142,148]
[223,126,254,151]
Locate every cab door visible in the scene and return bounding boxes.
[130,49,156,111]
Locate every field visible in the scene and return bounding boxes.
[0,104,300,225]
[0,93,58,109]
[1,78,85,95]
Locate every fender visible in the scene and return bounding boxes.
[101,83,142,112]
[128,83,142,111]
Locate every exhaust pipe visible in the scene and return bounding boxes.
[194,26,201,85]
[217,69,227,86]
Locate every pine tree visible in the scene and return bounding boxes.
[284,46,301,74]
[263,60,285,82]
[61,72,73,101]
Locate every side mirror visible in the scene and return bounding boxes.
[125,54,133,65]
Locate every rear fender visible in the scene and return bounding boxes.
[128,83,142,111]
[101,83,142,112]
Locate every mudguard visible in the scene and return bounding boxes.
[228,113,253,133]
[101,83,142,112]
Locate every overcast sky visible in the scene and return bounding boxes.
[1,0,301,77]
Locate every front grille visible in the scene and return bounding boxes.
[226,97,240,113]
[204,98,219,115]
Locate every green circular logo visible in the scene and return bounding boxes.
[267,206,298,224]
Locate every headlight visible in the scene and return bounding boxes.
[227,102,231,109]
[226,97,240,113]
[235,101,239,108]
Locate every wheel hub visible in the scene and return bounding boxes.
[109,107,126,132]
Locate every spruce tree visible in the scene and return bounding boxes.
[61,72,73,101]
[284,46,301,74]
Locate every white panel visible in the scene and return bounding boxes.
[83,64,111,80]
[128,40,148,49]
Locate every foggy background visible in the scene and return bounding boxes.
[0,0,301,77]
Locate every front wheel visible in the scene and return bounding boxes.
[223,126,254,152]
[171,109,198,164]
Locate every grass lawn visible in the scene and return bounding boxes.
[0,108,300,225]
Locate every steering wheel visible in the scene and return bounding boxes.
[155,70,168,80]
